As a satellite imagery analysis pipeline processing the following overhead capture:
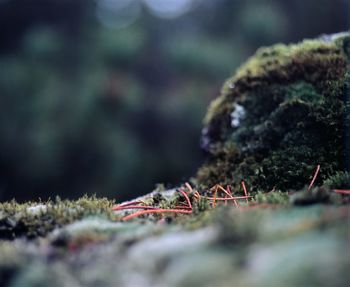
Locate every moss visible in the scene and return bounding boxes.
[290,187,343,206]
[180,206,261,247]
[323,171,350,189]
[0,195,116,240]
[214,207,260,248]
[197,33,350,192]
[254,191,289,205]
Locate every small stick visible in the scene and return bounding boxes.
[121,209,192,221]
[226,185,233,196]
[194,191,201,201]
[333,189,350,195]
[227,186,239,207]
[174,205,192,210]
[217,184,239,207]
[213,185,218,208]
[203,196,253,201]
[307,165,320,192]
[175,202,191,206]
[216,185,233,198]
[114,201,143,208]
[241,181,249,203]
[185,182,193,192]
[113,205,158,211]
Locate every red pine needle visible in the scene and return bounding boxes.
[121,208,192,221]
[174,205,192,210]
[226,185,239,206]
[224,195,228,205]
[241,181,249,203]
[185,182,193,192]
[212,185,218,208]
[216,185,233,198]
[308,165,321,192]
[216,184,240,207]
[333,189,350,195]
[113,205,158,211]
[194,191,201,201]
[226,185,233,197]
[203,196,252,201]
[114,201,143,208]
[179,189,192,209]
[115,181,252,221]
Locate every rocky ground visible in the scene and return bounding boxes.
[0,188,349,287]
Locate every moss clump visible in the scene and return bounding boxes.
[323,171,350,189]
[197,33,350,193]
[254,191,289,205]
[290,187,343,206]
[0,195,115,240]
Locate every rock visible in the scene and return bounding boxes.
[1,205,349,287]
[196,33,350,192]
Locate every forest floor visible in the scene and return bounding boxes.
[0,186,349,287]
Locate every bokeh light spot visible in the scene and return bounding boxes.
[143,0,193,19]
[96,0,141,29]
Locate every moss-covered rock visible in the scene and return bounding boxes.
[1,33,350,287]
[0,196,115,240]
[196,33,350,192]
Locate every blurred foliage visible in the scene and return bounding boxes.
[0,0,348,201]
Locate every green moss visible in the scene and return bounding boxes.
[197,34,350,192]
[323,171,350,189]
[0,195,116,240]
[214,207,260,247]
[254,191,289,205]
[290,187,343,206]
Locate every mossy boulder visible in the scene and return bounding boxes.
[196,33,350,192]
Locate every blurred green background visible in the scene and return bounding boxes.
[0,0,348,202]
